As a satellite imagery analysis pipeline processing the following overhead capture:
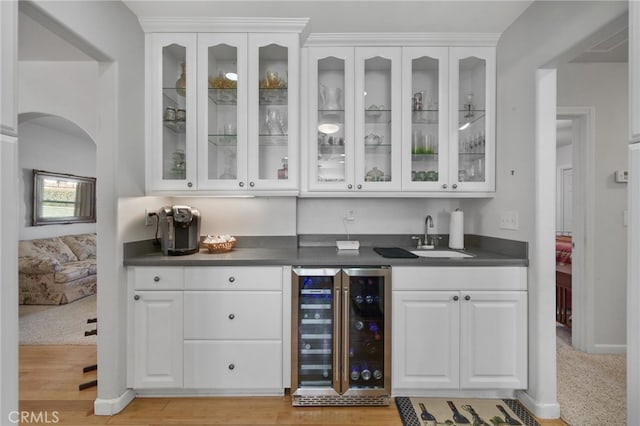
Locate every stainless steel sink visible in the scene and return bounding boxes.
[410,250,474,258]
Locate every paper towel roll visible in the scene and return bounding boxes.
[449,209,464,249]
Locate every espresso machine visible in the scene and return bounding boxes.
[158,205,201,255]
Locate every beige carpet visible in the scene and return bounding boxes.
[19,294,97,345]
[556,326,626,426]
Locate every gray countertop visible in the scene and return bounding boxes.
[124,235,528,267]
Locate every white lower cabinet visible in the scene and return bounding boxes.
[132,290,184,388]
[392,267,527,394]
[129,266,286,394]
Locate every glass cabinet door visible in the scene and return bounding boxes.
[402,47,449,191]
[197,34,247,190]
[355,47,401,192]
[149,34,197,191]
[342,268,391,396]
[450,47,495,192]
[308,47,355,192]
[248,34,299,190]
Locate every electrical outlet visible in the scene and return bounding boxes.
[144,209,153,226]
[345,209,355,222]
[499,210,519,230]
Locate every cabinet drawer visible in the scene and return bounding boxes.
[184,291,282,339]
[392,266,527,291]
[184,341,282,389]
[184,266,282,290]
[134,267,184,290]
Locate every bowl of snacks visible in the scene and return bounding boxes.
[202,234,237,253]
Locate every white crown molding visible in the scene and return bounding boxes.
[139,17,310,37]
[304,32,500,47]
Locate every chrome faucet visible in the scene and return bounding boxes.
[425,215,434,246]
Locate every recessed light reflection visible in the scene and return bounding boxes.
[318,123,340,134]
[225,72,238,81]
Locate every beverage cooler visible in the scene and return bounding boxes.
[291,267,391,406]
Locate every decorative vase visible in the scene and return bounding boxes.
[176,63,186,97]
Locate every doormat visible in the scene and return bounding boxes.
[395,397,540,426]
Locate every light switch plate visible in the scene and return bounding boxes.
[499,210,519,230]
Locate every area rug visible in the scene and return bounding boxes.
[556,329,626,426]
[19,294,96,345]
[395,397,539,426]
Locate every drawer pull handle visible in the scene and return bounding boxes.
[228,313,235,320]
[228,363,235,370]
[134,295,140,301]
[153,276,160,282]
[442,184,448,189]
[347,184,353,189]
[452,183,458,189]
[357,184,362,190]
[453,295,459,301]
[228,276,236,283]
[464,295,471,301]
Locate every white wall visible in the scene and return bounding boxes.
[470,0,628,417]
[557,62,628,348]
[556,144,572,168]
[18,118,97,240]
[298,198,462,235]
[25,0,145,413]
[18,61,98,139]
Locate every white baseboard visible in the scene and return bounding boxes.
[94,389,135,415]
[592,344,626,354]
[517,390,561,419]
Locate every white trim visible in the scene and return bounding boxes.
[305,32,500,47]
[557,106,596,353]
[138,17,310,37]
[517,390,561,420]
[527,68,559,419]
[93,389,136,416]
[628,143,640,425]
[592,344,627,354]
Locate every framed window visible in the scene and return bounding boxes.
[32,170,96,226]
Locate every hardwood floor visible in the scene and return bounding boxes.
[19,345,566,425]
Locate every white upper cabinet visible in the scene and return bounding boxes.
[144,21,304,195]
[401,47,449,191]
[197,33,248,191]
[147,33,198,191]
[356,47,403,192]
[306,46,402,193]
[304,42,496,196]
[449,47,495,193]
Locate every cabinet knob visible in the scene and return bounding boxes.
[134,295,140,301]
[228,363,235,370]
[453,295,459,301]
[442,184,448,189]
[153,276,160,282]
[249,181,255,187]
[187,182,193,188]
[452,184,458,189]
[228,313,235,320]
[464,295,471,301]
[347,184,353,190]
[228,276,236,283]
[357,184,362,190]
[239,182,244,187]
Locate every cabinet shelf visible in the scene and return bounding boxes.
[364,109,392,124]
[259,88,288,105]
[208,88,237,105]
[164,120,186,133]
[208,135,237,146]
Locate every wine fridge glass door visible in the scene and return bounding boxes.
[292,268,341,395]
